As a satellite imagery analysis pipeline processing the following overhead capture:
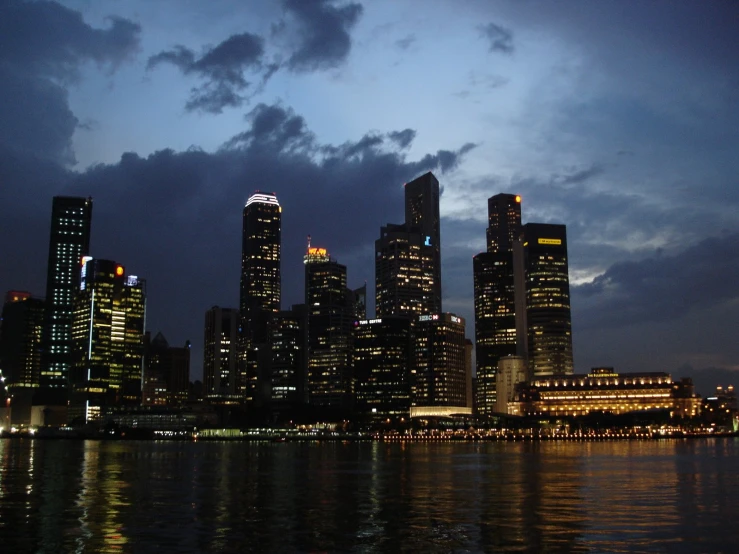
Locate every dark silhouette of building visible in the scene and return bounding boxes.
[41,196,92,394]
[514,223,573,376]
[270,303,309,420]
[142,331,191,406]
[375,172,442,318]
[473,193,521,418]
[354,316,412,427]
[304,243,354,414]
[203,306,240,405]
[240,192,281,406]
[0,292,45,424]
[69,258,145,423]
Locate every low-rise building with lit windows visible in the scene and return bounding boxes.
[510,367,701,418]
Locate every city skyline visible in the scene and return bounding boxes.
[1,1,738,396]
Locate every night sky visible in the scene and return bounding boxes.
[1,0,737,395]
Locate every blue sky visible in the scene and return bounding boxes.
[1,0,738,393]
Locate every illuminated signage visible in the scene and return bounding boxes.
[418,314,439,322]
[115,265,125,276]
[80,256,93,290]
[424,236,432,246]
[357,319,382,325]
[308,247,327,257]
[538,238,562,245]
[450,315,461,324]
[515,195,521,203]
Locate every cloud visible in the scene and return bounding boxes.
[395,34,416,51]
[574,232,739,328]
[283,0,363,71]
[147,33,265,113]
[479,22,514,54]
[0,0,140,163]
[0,102,474,379]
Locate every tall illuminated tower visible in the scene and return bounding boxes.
[375,171,442,318]
[240,192,281,405]
[473,193,521,418]
[41,196,93,392]
[515,223,573,376]
[69,258,145,423]
[304,242,353,412]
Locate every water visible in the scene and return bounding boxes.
[0,439,737,553]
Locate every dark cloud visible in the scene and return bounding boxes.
[0,102,474,379]
[395,34,416,51]
[0,0,140,163]
[479,22,514,54]
[388,129,416,149]
[574,233,739,328]
[283,0,363,71]
[147,33,265,113]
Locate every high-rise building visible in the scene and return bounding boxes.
[142,332,191,406]
[515,223,574,376]
[0,291,45,390]
[354,316,412,426]
[203,306,240,404]
[404,172,442,311]
[69,258,145,423]
[41,196,93,392]
[411,313,469,412]
[304,244,353,412]
[473,193,521,418]
[375,172,442,318]
[240,192,281,404]
[270,304,309,419]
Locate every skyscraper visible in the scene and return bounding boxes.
[203,306,240,404]
[41,196,92,393]
[240,192,281,404]
[0,291,45,390]
[304,244,353,412]
[375,172,442,318]
[515,223,574,376]
[473,193,521,418]
[142,332,191,406]
[69,258,145,423]
[404,172,442,311]
[354,316,412,426]
[270,304,308,419]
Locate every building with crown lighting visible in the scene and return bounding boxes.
[304,243,354,413]
[240,192,281,407]
[69,258,145,423]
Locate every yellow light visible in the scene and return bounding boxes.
[538,238,562,245]
[515,195,521,203]
[115,266,124,276]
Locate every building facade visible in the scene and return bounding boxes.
[240,192,281,405]
[474,193,522,418]
[41,196,93,392]
[270,304,309,418]
[203,306,240,405]
[354,316,412,426]
[304,245,353,412]
[0,291,45,390]
[69,258,145,423]
[515,223,574,376]
[142,332,191,406]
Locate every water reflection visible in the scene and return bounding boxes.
[0,438,737,552]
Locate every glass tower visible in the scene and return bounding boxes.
[41,196,92,392]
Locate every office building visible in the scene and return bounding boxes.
[495,356,527,414]
[270,304,308,419]
[203,306,240,404]
[375,172,442,318]
[69,258,145,423]
[240,192,281,404]
[142,332,191,406]
[304,244,353,412]
[41,196,93,392]
[354,316,412,426]
[410,313,471,418]
[473,193,522,418]
[0,291,45,389]
[515,223,573,376]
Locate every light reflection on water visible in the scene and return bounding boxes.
[0,439,737,552]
